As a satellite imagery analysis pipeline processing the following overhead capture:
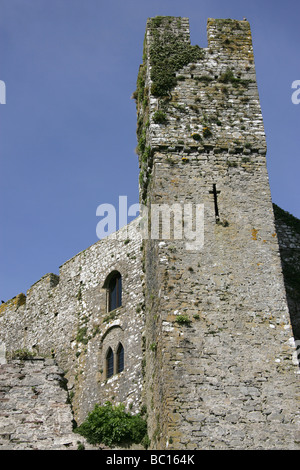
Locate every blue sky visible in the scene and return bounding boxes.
[0,0,299,301]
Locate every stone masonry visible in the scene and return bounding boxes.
[136,17,300,449]
[0,217,144,432]
[0,17,299,450]
[0,358,84,449]
[274,204,300,342]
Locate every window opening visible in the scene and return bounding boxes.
[116,343,124,373]
[106,347,114,378]
[209,184,220,222]
[108,272,122,312]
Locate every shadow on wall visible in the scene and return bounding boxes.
[0,343,6,364]
[273,204,300,342]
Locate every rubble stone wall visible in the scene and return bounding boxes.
[0,218,144,428]
[0,358,84,450]
[0,16,299,451]
[136,16,300,449]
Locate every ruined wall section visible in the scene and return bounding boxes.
[0,218,144,424]
[0,358,86,450]
[136,17,299,450]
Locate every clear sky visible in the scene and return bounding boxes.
[0,0,299,301]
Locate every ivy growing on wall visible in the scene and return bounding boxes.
[148,17,204,97]
[133,16,204,203]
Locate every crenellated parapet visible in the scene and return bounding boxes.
[134,17,266,205]
[0,219,145,425]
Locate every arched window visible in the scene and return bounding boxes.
[107,271,122,312]
[106,347,114,378]
[116,343,124,374]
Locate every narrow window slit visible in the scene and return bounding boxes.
[209,184,221,222]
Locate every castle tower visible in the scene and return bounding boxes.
[136,17,299,449]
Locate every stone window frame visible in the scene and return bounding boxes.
[116,342,124,374]
[106,346,114,379]
[103,270,122,313]
[104,341,125,379]
[101,325,125,380]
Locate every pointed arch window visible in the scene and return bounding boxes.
[116,343,124,374]
[106,347,114,379]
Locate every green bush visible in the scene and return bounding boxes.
[10,349,36,360]
[175,315,191,325]
[202,127,212,138]
[219,68,251,88]
[153,110,167,124]
[75,401,148,448]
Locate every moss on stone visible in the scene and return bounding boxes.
[148,17,203,97]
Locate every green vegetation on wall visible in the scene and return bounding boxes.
[133,16,204,203]
[148,17,203,97]
[75,401,148,448]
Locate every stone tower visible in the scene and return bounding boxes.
[136,17,299,449]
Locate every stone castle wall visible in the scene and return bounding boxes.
[0,218,144,427]
[274,205,300,341]
[0,358,84,450]
[136,17,299,449]
[0,16,299,450]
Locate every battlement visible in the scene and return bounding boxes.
[207,18,253,55]
[135,16,265,203]
[145,16,253,55]
[146,16,190,41]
